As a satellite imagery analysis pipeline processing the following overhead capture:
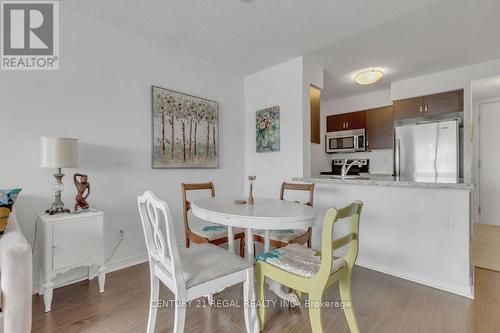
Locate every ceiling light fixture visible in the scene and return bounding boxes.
[354,69,384,85]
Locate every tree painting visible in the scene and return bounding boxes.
[152,86,219,168]
[256,106,280,153]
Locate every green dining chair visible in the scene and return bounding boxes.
[256,201,363,333]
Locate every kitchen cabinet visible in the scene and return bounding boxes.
[394,97,425,120]
[424,90,463,116]
[366,106,394,150]
[326,111,366,132]
[394,90,463,120]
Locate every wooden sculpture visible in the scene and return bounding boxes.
[74,173,90,211]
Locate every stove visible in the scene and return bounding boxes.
[320,159,369,176]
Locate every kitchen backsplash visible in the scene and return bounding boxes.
[311,145,393,176]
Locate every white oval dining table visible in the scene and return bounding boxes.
[191,196,318,310]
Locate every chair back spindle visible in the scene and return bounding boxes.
[280,182,315,207]
[138,191,183,285]
[181,182,215,233]
[318,201,363,280]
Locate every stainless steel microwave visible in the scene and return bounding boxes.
[325,129,366,153]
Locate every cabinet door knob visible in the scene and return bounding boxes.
[425,105,428,114]
[420,106,423,113]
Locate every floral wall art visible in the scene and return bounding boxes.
[256,106,280,153]
[152,86,219,168]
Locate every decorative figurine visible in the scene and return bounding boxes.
[247,176,256,205]
[74,173,90,212]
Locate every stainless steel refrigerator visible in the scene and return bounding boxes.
[394,120,459,183]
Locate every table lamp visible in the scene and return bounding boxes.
[40,137,78,215]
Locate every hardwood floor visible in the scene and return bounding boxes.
[32,264,500,333]
[472,223,500,271]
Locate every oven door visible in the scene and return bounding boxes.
[326,135,356,153]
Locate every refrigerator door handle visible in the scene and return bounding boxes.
[395,138,401,177]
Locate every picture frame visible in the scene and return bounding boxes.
[152,86,219,168]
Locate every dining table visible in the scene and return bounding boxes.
[190,196,318,308]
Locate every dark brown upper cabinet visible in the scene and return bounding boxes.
[394,90,463,120]
[394,97,425,120]
[326,112,366,132]
[424,90,463,116]
[366,106,394,150]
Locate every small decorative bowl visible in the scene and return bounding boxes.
[234,199,247,205]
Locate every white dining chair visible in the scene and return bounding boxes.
[137,191,256,333]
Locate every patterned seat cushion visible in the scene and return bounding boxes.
[191,224,244,241]
[256,243,345,278]
[179,243,253,288]
[254,229,308,243]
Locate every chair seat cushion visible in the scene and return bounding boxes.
[256,243,345,278]
[255,229,308,243]
[191,224,244,241]
[179,243,253,288]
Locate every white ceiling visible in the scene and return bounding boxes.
[64,0,441,76]
[65,0,500,101]
[308,0,500,99]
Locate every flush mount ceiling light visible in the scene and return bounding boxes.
[354,69,384,85]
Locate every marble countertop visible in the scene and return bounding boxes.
[293,174,474,190]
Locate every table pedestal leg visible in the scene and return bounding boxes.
[244,228,260,332]
[264,230,270,253]
[262,230,301,307]
[246,228,254,263]
[227,226,235,254]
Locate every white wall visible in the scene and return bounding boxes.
[313,183,472,297]
[244,57,305,197]
[0,5,245,290]
[303,59,324,178]
[311,89,394,176]
[244,57,323,196]
[324,88,392,113]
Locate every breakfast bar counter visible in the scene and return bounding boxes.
[293,176,473,298]
[293,175,474,190]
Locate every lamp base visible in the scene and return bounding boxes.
[45,168,70,215]
[46,205,70,215]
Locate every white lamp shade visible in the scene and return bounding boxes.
[40,137,78,168]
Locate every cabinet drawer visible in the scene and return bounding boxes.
[52,218,100,271]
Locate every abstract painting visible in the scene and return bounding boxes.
[256,106,280,153]
[152,86,218,168]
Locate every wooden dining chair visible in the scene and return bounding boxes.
[181,182,245,257]
[138,191,256,333]
[256,201,363,333]
[254,182,315,249]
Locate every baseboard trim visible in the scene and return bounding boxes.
[105,252,148,274]
[356,259,473,299]
[32,248,473,299]
[32,252,148,294]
